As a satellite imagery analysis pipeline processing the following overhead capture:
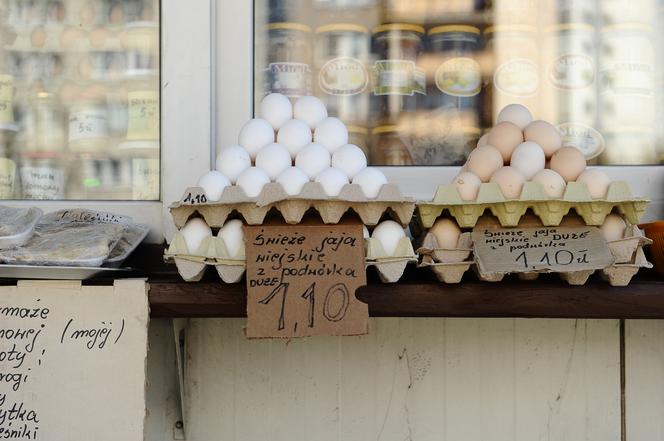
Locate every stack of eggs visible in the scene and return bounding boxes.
[454,104,611,201]
[197,93,388,201]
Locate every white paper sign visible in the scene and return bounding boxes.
[0,280,148,441]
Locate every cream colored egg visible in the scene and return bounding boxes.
[477,132,489,148]
[466,145,503,182]
[486,121,523,163]
[577,169,611,198]
[430,218,461,249]
[510,141,545,180]
[490,166,526,199]
[549,146,587,182]
[532,169,566,198]
[218,219,245,257]
[600,214,627,242]
[452,171,482,201]
[371,220,406,256]
[524,120,563,158]
[180,218,212,255]
[496,104,533,130]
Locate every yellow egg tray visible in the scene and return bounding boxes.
[365,236,418,283]
[417,181,649,228]
[169,183,415,228]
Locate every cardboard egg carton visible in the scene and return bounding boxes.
[607,224,653,264]
[170,183,415,228]
[164,233,246,283]
[418,181,648,228]
[600,247,653,287]
[365,236,418,283]
[419,255,473,284]
[416,232,473,263]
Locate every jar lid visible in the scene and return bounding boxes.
[601,22,652,33]
[266,22,312,33]
[545,23,594,33]
[315,23,369,34]
[372,23,425,35]
[428,25,480,36]
[371,124,399,135]
[484,24,537,35]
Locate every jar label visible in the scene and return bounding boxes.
[0,158,16,198]
[20,166,65,200]
[0,75,14,125]
[319,57,368,96]
[126,90,159,141]
[600,63,654,95]
[557,122,605,159]
[69,109,109,141]
[435,57,481,97]
[132,158,159,200]
[265,62,312,98]
[494,58,539,97]
[373,60,425,96]
[549,54,595,89]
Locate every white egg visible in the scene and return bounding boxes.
[218,219,245,257]
[295,143,331,179]
[196,170,230,202]
[236,166,270,198]
[600,214,627,242]
[577,169,611,198]
[215,145,252,183]
[238,118,275,159]
[293,96,328,129]
[180,218,212,255]
[510,141,545,180]
[430,218,462,249]
[276,166,309,196]
[532,169,566,198]
[371,220,406,256]
[315,167,349,197]
[331,144,367,179]
[452,171,482,201]
[255,143,292,180]
[496,104,533,130]
[314,117,349,153]
[277,119,313,158]
[352,167,388,199]
[260,93,292,130]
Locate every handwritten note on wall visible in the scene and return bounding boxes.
[0,280,148,441]
[245,219,368,338]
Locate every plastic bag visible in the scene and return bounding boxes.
[0,206,43,250]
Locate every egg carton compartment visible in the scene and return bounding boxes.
[418,181,648,228]
[419,255,473,284]
[417,232,473,264]
[170,183,415,228]
[164,234,246,283]
[607,225,653,264]
[600,247,653,287]
[365,236,418,283]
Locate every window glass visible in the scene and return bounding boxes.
[254,0,664,166]
[0,0,159,200]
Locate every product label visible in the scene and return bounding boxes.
[373,59,426,96]
[435,57,481,97]
[557,122,605,159]
[0,74,14,125]
[132,158,159,200]
[0,157,16,198]
[319,57,368,96]
[494,58,539,97]
[20,166,65,200]
[599,63,654,95]
[69,108,109,141]
[549,54,594,89]
[126,91,159,141]
[265,62,312,98]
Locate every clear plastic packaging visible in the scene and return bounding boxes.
[0,206,43,249]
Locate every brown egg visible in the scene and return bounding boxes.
[577,169,611,198]
[524,120,563,158]
[465,145,503,182]
[452,171,482,201]
[549,146,587,182]
[490,166,526,199]
[477,132,489,148]
[486,122,523,163]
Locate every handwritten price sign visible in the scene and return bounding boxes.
[472,226,614,274]
[245,219,368,338]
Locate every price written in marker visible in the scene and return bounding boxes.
[245,218,368,338]
[472,226,614,275]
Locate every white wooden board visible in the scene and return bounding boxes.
[182,318,620,441]
[0,280,149,441]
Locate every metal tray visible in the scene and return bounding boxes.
[0,265,134,280]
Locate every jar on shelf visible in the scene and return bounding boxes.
[0,140,16,199]
[261,22,313,100]
[370,124,413,165]
[264,0,311,24]
[601,0,655,26]
[599,126,656,164]
[347,124,370,159]
[555,0,598,25]
[486,0,538,26]
[542,23,597,127]
[310,0,378,26]
[371,23,425,121]
[18,152,66,200]
[314,23,371,124]
[119,76,159,151]
[0,74,18,143]
[15,91,66,154]
[67,87,110,153]
[131,152,159,200]
[557,122,606,161]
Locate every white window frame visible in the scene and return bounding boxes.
[3,0,213,243]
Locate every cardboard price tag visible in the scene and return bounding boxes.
[472,226,614,274]
[245,218,368,338]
